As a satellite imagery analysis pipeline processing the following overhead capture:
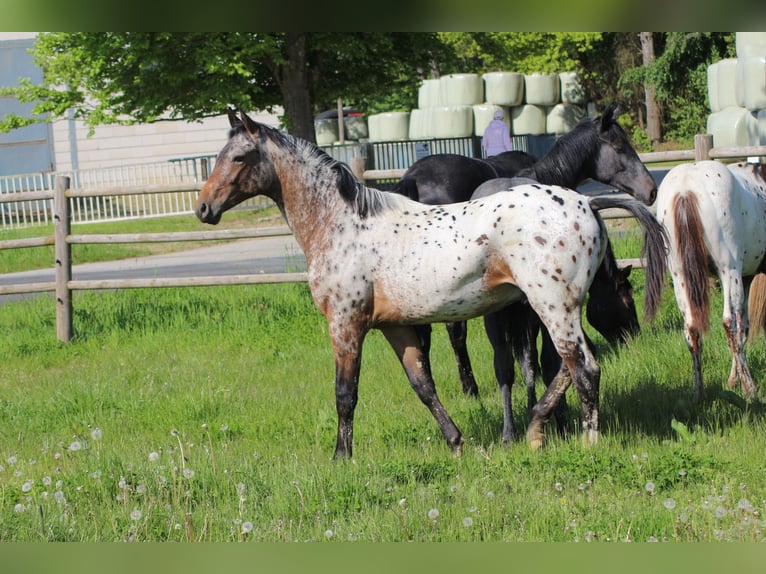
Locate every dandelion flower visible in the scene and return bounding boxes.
[427,508,440,520]
[148,451,160,462]
[130,509,142,521]
[463,517,473,528]
[91,428,103,441]
[644,481,656,494]
[663,498,676,510]
[68,441,82,452]
[242,521,253,534]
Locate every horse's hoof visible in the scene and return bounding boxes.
[452,442,463,458]
[529,437,544,451]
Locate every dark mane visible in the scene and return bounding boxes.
[517,115,600,186]
[251,122,400,219]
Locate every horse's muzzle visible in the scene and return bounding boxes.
[195,201,222,225]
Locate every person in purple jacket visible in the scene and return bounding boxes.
[482,109,513,157]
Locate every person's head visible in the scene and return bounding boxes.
[493,109,504,120]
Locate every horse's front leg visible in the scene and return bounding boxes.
[382,325,464,454]
[445,321,480,397]
[330,325,366,459]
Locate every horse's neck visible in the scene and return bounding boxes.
[527,130,591,188]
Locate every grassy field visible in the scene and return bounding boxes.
[1,215,766,542]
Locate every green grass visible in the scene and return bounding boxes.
[1,225,766,542]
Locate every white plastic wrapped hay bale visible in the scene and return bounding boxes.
[546,103,584,135]
[368,112,410,142]
[559,72,586,105]
[524,73,560,106]
[473,104,509,136]
[708,59,740,112]
[426,105,474,138]
[736,32,766,59]
[344,116,368,140]
[440,74,484,106]
[736,56,766,111]
[418,79,442,109]
[757,110,766,145]
[315,118,339,145]
[408,108,427,140]
[482,72,524,106]
[706,106,761,147]
[512,104,546,135]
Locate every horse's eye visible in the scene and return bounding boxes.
[232,155,245,163]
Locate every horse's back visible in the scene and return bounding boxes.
[397,154,505,204]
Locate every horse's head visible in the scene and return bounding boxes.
[195,109,279,225]
[586,263,640,345]
[592,104,657,206]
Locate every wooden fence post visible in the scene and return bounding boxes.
[694,134,713,162]
[54,175,72,342]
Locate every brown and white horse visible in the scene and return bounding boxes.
[655,160,766,403]
[195,110,668,458]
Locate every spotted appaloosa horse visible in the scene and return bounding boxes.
[391,104,654,414]
[195,110,667,457]
[656,160,766,403]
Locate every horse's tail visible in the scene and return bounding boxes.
[747,273,766,344]
[588,196,668,320]
[670,193,711,333]
[389,176,420,201]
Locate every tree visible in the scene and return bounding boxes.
[640,32,662,149]
[0,32,444,143]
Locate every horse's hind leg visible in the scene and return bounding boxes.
[721,270,756,399]
[330,327,366,459]
[382,325,464,454]
[445,321,480,397]
[483,308,519,444]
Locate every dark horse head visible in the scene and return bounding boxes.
[586,245,640,345]
[518,103,657,205]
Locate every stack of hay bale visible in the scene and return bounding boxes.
[706,32,766,155]
[367,71,589,142]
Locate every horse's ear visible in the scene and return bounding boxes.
[619,265,632,280]
[227,108,241,128]
[239,109,260,137]
[600,103,620,131]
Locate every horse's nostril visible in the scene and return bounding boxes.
[199,202,207,214]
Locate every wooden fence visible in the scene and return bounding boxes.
[1,134,765,342]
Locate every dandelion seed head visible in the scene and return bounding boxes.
[42,476,52,486]
[644,481,656,494]
[738,498,753,512]
[91,428,103,441]
[647,536,659,542]
[663,498,676,510]
[182,468,195,479]
[714,506,727,519]
[174,523,182,531]
[242,521,253,534]
[21,480,33,493]
[427,508,440,520]
[555,482,563,492]
[7,456,17,465]
[130,509,142,521]
[14,503,25,513]
[463,517,473,528]
[54,491,66,504]
[324,529,334,539]
[170,429,179,437]
[68,441,82,452]
[148,451,160,462]
[136,484,147,495]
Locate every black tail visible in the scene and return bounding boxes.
[588,196,668,320]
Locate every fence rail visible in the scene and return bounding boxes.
[2,135,766,341]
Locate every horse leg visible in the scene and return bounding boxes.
[527,314,600,449]
[382,325,464,454]
[330,327,366,459]
[483,308,519,444]
[539,327,570,435]
[445,321,480,398]
[511,301,541,412]
[721,271,757,399]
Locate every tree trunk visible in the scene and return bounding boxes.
[640,32,662,149]
[276,33,316,143]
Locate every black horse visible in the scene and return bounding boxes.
[390,104,655,442]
